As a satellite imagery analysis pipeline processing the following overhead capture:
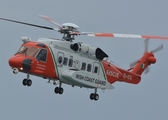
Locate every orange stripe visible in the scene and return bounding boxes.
[94,33,114,37]
[142,35,168,40]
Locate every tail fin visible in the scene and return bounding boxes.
[131,52,156,75]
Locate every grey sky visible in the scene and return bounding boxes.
[0,0,168,120]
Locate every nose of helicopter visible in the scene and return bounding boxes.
[8,56,22,69]
[9,56,32,71]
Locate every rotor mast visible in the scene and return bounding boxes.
[59,23,79,41]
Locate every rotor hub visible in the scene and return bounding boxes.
[58,23,79,41]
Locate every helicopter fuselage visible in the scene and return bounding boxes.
[9,37,160,101]
[8,38,118,89]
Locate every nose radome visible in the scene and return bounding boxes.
[8,57,21,68]
[9,57,33,71]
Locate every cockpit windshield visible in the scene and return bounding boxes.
[16,45,40,57]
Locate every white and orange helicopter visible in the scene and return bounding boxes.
[0,16,168,101]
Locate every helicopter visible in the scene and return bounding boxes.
[0,15,167,101]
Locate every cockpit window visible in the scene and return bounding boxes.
[36,49,47,62]
[16,46,39,57]
[16,46,27,54]
[26,47,39,57]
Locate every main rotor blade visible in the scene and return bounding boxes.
[87,33,168,40]
[151,44,163,53]
[0,17,57,31]
[71,31,93,35]
[39,15,63,29]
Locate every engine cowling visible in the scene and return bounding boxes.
[70,43,108,60]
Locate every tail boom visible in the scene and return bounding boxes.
[115,67,141,84]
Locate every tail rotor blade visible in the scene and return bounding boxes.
[151,44,163,53]
[144,66,150,74]
[130,59,139,68]
[144,38,149,53]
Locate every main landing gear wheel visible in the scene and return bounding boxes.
[90,93,99,101]
[54,82,64,94]
[90,88,99,101]
[22,79,32,86]
[22,74,32,87]
[54,87,64,94]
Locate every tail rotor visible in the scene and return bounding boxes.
[130,39,163,74]
[151,44,163,53]
[144,38,149,53]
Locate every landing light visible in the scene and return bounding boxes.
[20,67,23,70]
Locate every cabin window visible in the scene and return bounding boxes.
[94,66,98,73]
[68,58,73,67]
[58,56,63,64]
[63,57,68,66]
[93,62,100,75]
[81,62,86,70]
[57,52,64,66]
[36,49,47,62]
[87,64,92,72]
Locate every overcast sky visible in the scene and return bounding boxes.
[1,0,168,120]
